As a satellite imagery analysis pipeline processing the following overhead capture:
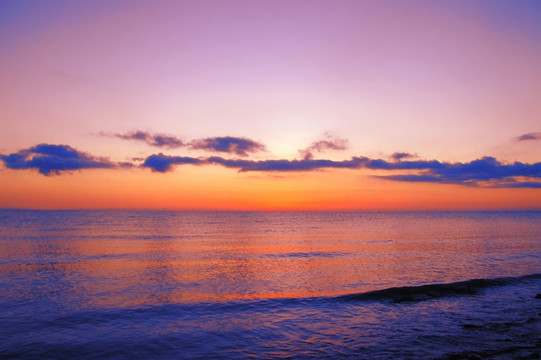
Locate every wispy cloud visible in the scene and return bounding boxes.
[110,131,185,149]
[189,136,265,156]
[390,152,417,161]
[299,133,348,159]
[0,144,128,175]
[517,132,541,141]
[102,131,265,156]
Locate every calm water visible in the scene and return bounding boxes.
[0,210,540,359]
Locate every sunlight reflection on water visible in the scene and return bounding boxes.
[0,210,540,359]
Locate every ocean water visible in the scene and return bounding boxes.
[0,210,540,359]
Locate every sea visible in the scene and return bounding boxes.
[0,210,540,359]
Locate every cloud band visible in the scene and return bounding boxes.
[2,144,540,188]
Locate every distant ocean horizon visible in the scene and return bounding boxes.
[3,208,541,211]
[1,209,540,359]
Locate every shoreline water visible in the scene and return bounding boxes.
[1,210,540,359]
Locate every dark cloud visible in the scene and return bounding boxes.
[361,158,444,171]
[299,134,348,159]
[377,156,541,187]
[142,154,203,172]
[517,132,541,141]
[113,131,184,148]
[142,153,541,188]
[391,152,416,161]
[206,156,364,172]
[141,154,435,173]
[0,144,121,175]
[189,136,265,156]
[142,154,365,173]
[498,182,541,188]
[4,143,540,188]
[381,174,446,183]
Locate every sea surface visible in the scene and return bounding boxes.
[0,210,540,359]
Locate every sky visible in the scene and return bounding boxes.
[1,0,540,210]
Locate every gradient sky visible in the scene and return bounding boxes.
[1,0,540,210]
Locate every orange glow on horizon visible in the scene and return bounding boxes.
[1,167,540,211]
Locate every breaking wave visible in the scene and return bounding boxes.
[336,273,541,303]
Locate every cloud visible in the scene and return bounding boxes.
[135,155,380,173]
[206,156,364,172]
[391,152,416,161]
[189,136,265,156]
[299,133,348,159]
[517,132,541,141]
[377,156,541,187]
[142,154,203,172]
[103,131,265,156]
[498,182,541,189]
[141,154,365,173]
[0,144,123,175]
[4,143,540,188]
[142,153,541,188]
[113,131,184,148]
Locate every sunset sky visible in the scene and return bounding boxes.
[1,0,540,210]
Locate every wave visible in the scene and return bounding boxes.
[336,273,541,304]
[156,273,541,311]
[18,273,539,328]
[11,273,538,339]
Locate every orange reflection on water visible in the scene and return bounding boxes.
[2,210,541,309]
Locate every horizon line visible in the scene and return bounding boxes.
[1,207,540,212]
